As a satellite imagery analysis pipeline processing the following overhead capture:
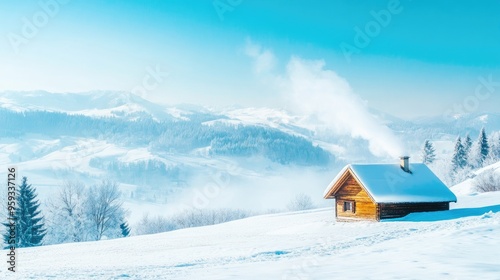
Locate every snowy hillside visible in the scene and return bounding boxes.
[2,191,499,279]
[451,161,500,195]
[0,93,371,182]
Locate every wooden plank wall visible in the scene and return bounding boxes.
[336,176,377,220]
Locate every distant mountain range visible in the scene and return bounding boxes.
[1,90,499,203]
[2,90,499,136]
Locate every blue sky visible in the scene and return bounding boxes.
[1,0,499,118]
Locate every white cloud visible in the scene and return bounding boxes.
[244,39,276,75]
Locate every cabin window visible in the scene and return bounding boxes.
[343,201,355,213]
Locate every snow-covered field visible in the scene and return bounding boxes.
[2,191,499,280]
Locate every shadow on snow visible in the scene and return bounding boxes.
[386,204,500,222]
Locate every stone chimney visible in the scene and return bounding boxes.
[400,156,410,173]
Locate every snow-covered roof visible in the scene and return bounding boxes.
[323,163,457,203]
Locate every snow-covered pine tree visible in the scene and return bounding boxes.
[475,127,490,167]
[451,136,467,171]
[421,140,436,164]
[496,134,500,159]
[3,177,46,248]
[463,133,472,165]
[489,132,500,160]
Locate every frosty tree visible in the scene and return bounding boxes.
[451,137,467,171]
[421,140,436,164]
[85,181,126,241]
[475,128,489,167]
[286,193,315,211]
[45,181,88,244]
[474,169,500,192]
[489,132,500,160]
[45,181,128,244]
[463,133,472,165]
[3,177,46,248]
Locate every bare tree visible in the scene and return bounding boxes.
[85,181,125,240]
[173,208,249,228]
[60,181,87,242]
[59,181,85,217]
[135,208,250,236]
[45,181,88,244]
[286,193,315,211]
[474,169,500,193]
[135,214,176,235]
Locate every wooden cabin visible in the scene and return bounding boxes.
[323,157,457,221]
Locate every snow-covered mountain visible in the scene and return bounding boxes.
[1,91,499,212]
[3,90,500,133]
[0,91,335,213]
[0,90,184,120]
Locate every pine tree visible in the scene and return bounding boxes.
[476,127,490,167]
[3,177,46,248]
[421,140,436,164]
[120,222,131,237]
[451,136,467,171]
[463,133,472,165]
[494,134,500,159]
